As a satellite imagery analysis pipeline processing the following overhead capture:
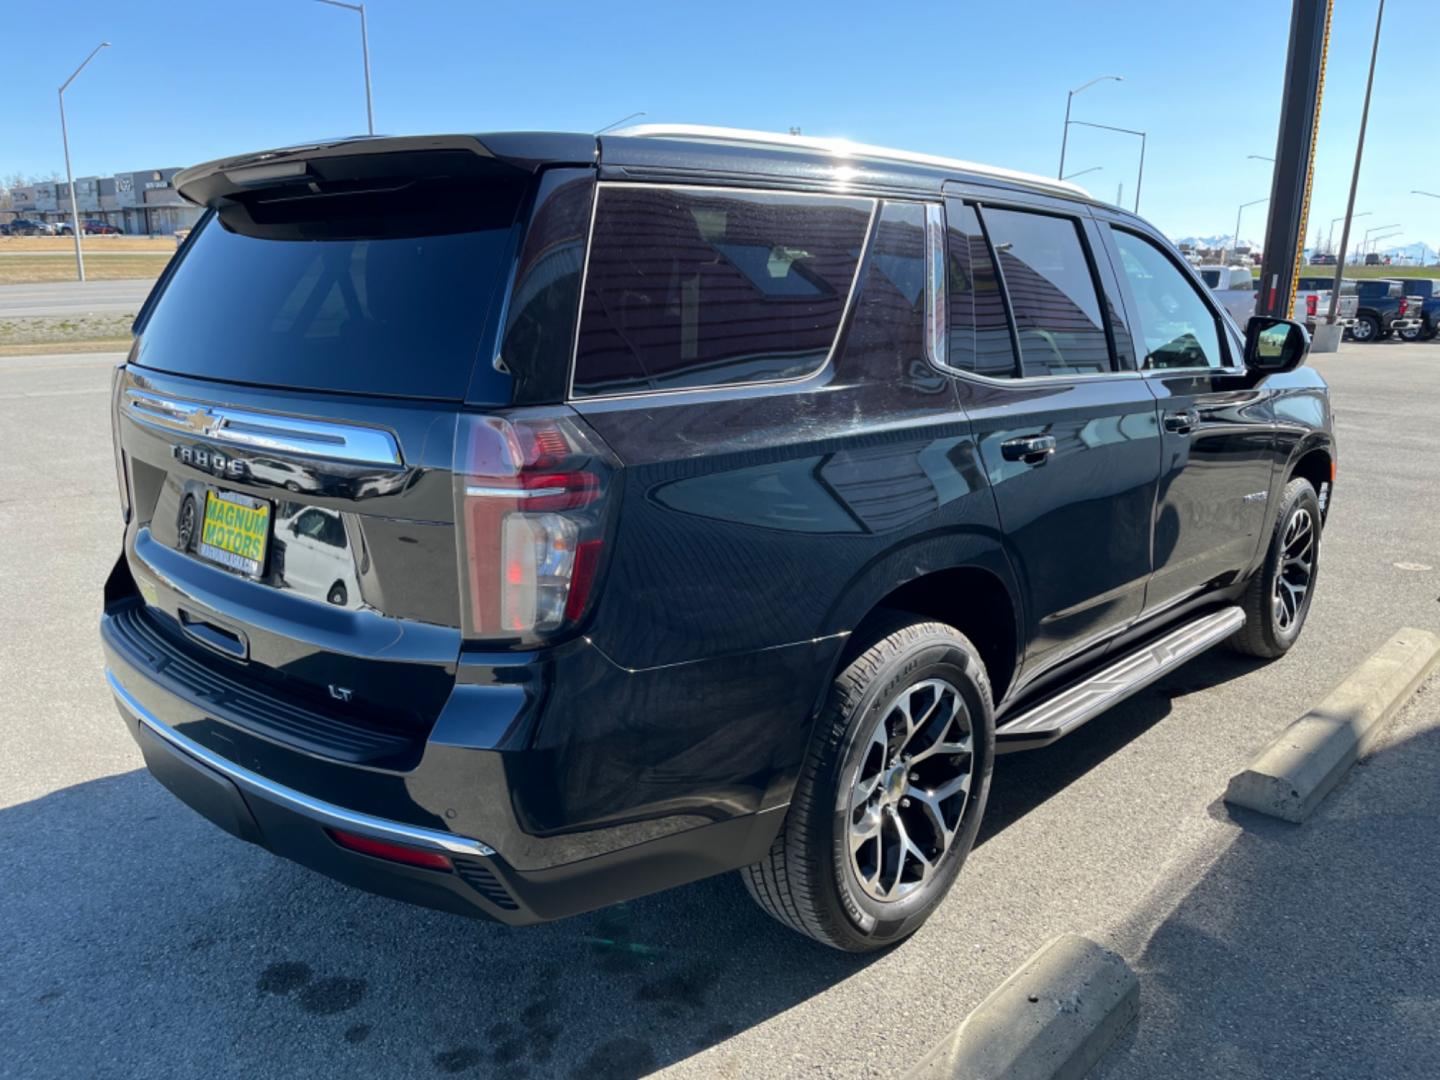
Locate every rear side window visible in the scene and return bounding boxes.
[135,173,524,400]
[980,207,1112,377]
[945,203,1019,377]
[571,186,874,397]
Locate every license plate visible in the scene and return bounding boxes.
[199,490,271,577]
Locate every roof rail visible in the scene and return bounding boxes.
[609,123,1092,200]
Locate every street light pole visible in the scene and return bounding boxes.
[1329,0,1384,321]
[1065,119,1146,213]
[315,0,373,135]
[58,40,109,284]
[1328,210,1369,254]
[1058,74,1122,179]
[1062,166,1102,181]
[1232,197,1270,264]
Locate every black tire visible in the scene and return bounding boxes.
[1229,478,1321,658]
[1399,325,1421,342]
[1350,314,1380,343]
[327,582,348,606]
[741,618,995,951]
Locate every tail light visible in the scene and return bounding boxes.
[454,410,618,644]
[110,356,132,523]
[1306,294,1318,317]
[1398,297,1409,317]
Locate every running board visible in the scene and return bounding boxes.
[995,606,1246,752]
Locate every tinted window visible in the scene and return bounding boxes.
[945,203,1017,377]
[1111,229,1225,370]
[837,201,932,389]
[1200,269,1221,287]
[135,177,523,400]
[572,186,873,396]
[980,207,1112,376]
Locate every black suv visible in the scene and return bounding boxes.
[102,127,1334,951]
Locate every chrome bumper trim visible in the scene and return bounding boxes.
[106,668,495,857]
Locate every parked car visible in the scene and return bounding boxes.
[1347,279,1424,342]
[1395,278,1440,341]
[83,219,122,235]
[101,126,1334,951]
[9,218,54,236]
[1311,253,1338,266]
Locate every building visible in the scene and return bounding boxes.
[4,167,202,235]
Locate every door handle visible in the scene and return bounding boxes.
[1001,434,1057,465]
[1163,409,1200,435]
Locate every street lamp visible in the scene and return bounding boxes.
[1065,119,1146,213]
[1062,166,1102,181]
[1413,190,1440,200]
[1231,197,1270,264]
[58,40,109,283]
[1247,155,1276,163]
[315,0,374,135]
[1058,74,1122,179]
[1329,211,1369,254]
[1363,228,1401,260]
[1360,223,1401,260]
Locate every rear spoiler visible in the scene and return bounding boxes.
[174,132,597,208]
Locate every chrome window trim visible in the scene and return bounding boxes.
[924,203,947,371]
[566,181,880,404]
[107,669,496,857]
[123,389,402,467]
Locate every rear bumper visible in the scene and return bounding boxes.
[100,590,819,924]
[108,664,787,924]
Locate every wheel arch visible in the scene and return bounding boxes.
[828,555,1023,708]
[1288,440,1334,521]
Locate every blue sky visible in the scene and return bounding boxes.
[3,1,1435,251]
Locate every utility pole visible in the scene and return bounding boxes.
[1257,0,1332,321]
[58,41,109,283]
[1328,0,1384,320]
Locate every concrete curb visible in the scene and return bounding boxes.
[1225,627,1440,822]
[907,934,1138,1080]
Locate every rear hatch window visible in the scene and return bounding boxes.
[134,173,525,400]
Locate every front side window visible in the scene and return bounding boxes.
[1111,229,1225,370]
[979,207,1113,377]
[572,186,874,397]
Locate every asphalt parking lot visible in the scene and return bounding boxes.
[2,340,1437,1079]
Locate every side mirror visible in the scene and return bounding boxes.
[1244,316,1309,373]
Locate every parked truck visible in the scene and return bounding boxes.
[1346,279,1424,343]
[1395,278,1440,341]
[1202,266,1356,332]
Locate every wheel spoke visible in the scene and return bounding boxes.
[844,677,977,904]
[895,816,932,886]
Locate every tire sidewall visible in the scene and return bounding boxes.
[821,633,995,946]
[1263,481,1322,651]
[1353,315,1378,342]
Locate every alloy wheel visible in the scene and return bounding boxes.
[846,678,974,902]
[1273,507,1316,631]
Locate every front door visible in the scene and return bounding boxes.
[1098,223,1274,616]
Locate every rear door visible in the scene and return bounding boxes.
[942,194,1161,685]
[1095,219,1276,618]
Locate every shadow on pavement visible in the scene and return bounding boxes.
[0,770,876,1080]
[1093,695,1440,1079]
